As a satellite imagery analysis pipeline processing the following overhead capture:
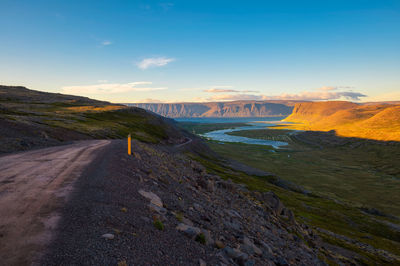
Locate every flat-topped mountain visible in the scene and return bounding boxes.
[128,101,299,118]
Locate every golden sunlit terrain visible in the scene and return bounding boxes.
[282,101,400,141]
[64,105,126,112]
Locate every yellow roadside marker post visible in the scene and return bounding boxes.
[128,134,132,155]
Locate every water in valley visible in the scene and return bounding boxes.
[174,117,289,148]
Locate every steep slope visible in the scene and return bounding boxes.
[0,86,189,153]
[39,140,324,265]
[0,85,111,104]
[285,101,358,123]
[284,101,400,141]
[130,101,298,118]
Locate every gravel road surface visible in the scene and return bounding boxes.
[40,140,216,266]
[0,140,111,266]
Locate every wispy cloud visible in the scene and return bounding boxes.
[62,82,167,94]
[205,88,260,93]
[206,87,366,102]
[135,98,182,103]
[136,98,164,103]
[209,85,233,89]
[204,88,238,93]
[317,86,336,91]
[101,40,112,46]
[137,57,175,69]
[207,94,264,101]
[204,85,259,93]
[262,91,366,101]
[316,86,354,91]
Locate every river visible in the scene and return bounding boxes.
[174,117,288,148]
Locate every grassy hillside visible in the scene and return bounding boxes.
[226,129,400,216]
[283,101,400,141]
[0,86,187,153]
[181,122,400,264]
[198,153,400,264]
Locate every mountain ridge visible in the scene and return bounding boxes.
[0,85,191,153]
[128,101,300,118]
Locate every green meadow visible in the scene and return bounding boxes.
[224,129,400,216]
[181,123,400,264]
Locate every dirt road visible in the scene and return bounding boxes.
[0,140,111,266]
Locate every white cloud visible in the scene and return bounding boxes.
[136,98,164,103]
[204,88,260,93]
[204,88,239,93]
[204,85,259,93]
[209,85,234,89]
[206,89,366,102]
[137,57,175,69]
[190,97,208,102]
[317,86,337,91]
[62,82,167,95]
[101,40,112,46]
[135,98,182,103]
[316,86,354,91]
[262,91,366,101]
[208,94,264,101]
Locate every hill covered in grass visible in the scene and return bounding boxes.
[283,101,400,141]
[0,86,188,153]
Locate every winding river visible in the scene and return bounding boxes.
[203,123,288,148]
[175,117,288,148]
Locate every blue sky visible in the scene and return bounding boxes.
[1,0,399,102]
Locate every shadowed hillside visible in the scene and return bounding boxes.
[0,86,189,153]
[283,101,400,141]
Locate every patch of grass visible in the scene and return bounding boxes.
[175,212,183,222]
[64,105,125,112]
[153,219,164,231]
[1,92,173,144]
[228,128,293,142]
[40,108,169,143]
[319,232,392,265]
[195,233,206,244]
[80,109,168,142]
[117,260,128,266]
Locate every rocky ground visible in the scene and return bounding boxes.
[40,139,324,266]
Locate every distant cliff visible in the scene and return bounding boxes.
[284,101,400,141]
[128,101,298,118]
